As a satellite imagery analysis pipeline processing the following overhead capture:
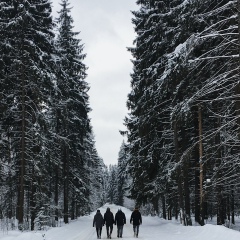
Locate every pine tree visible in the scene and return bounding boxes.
[54,0,90,223]
[117,141,129,206]
[87,143,107,211]
[126,0,164,208]
[107,165,118,204]
[0,0,56,230]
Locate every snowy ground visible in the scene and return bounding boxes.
[1,204,240,240]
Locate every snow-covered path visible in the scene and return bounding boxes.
[1,203,240,240]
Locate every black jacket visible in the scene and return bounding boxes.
[93,212,104,228]
[104,209,115,226]
[115,210,126,226]
[130,210,142,226]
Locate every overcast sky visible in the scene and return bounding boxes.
[51,0,138,166]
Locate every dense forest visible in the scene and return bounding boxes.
[1,0,240,232]
[0,0,107,231]
[116,0,240,227]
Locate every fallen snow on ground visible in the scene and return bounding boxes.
[1,204,240,240]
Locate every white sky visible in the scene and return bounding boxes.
[51,0,138,166]
[2,203,240,240]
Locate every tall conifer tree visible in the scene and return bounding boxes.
[55,0,90,223]
[0,0,56,230]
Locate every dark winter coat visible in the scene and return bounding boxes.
[93,212,104,228]
[115,210,126,226]
[104,209,115,226]
[130,209,142,226]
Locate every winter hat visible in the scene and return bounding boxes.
[97,210,100,213]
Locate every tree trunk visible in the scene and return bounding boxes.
[182,127,192,226]
[30,172,36,231]
[174,199,178,220]
[152,196,159,216]
[7,135,13,220]
[168,206,172,220]
[18,64,26,230]
[198,105,205,226]
[54,109,61,224]
[183,161,192,226]
[54,166,59,223]
[173,121,186,225]
[192,106,200,224]
[237,0,240,141]
[231,190,235,224]
[227,196,230,223]
[216,117,223,225]
[63,145,69,224]
[71,197,75,220]
[162,195,166,219]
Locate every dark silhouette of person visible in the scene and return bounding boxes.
[115,209,126,238]
[93,209,104,239]
[104,207,115,239]
[130,207,142,238]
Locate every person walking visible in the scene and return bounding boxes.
[104,207,115,239]
[93,209,104,239]
[115,209,126,238]
[130,207,142,238]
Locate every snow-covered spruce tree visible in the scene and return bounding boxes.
[125,0,197,223]
[147,0,211,226]
[0,0,56,230]
[84,133,107,212]
[106,165,118,204]
[156,0,206,226]
[0,1,18,222]
[190,0,239,226]
[176,0,237,223]
[54,0,90,223]
[126,0,169,212]
[116,141,129,206]
[164,0,239,226]
[150,1,196,225]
